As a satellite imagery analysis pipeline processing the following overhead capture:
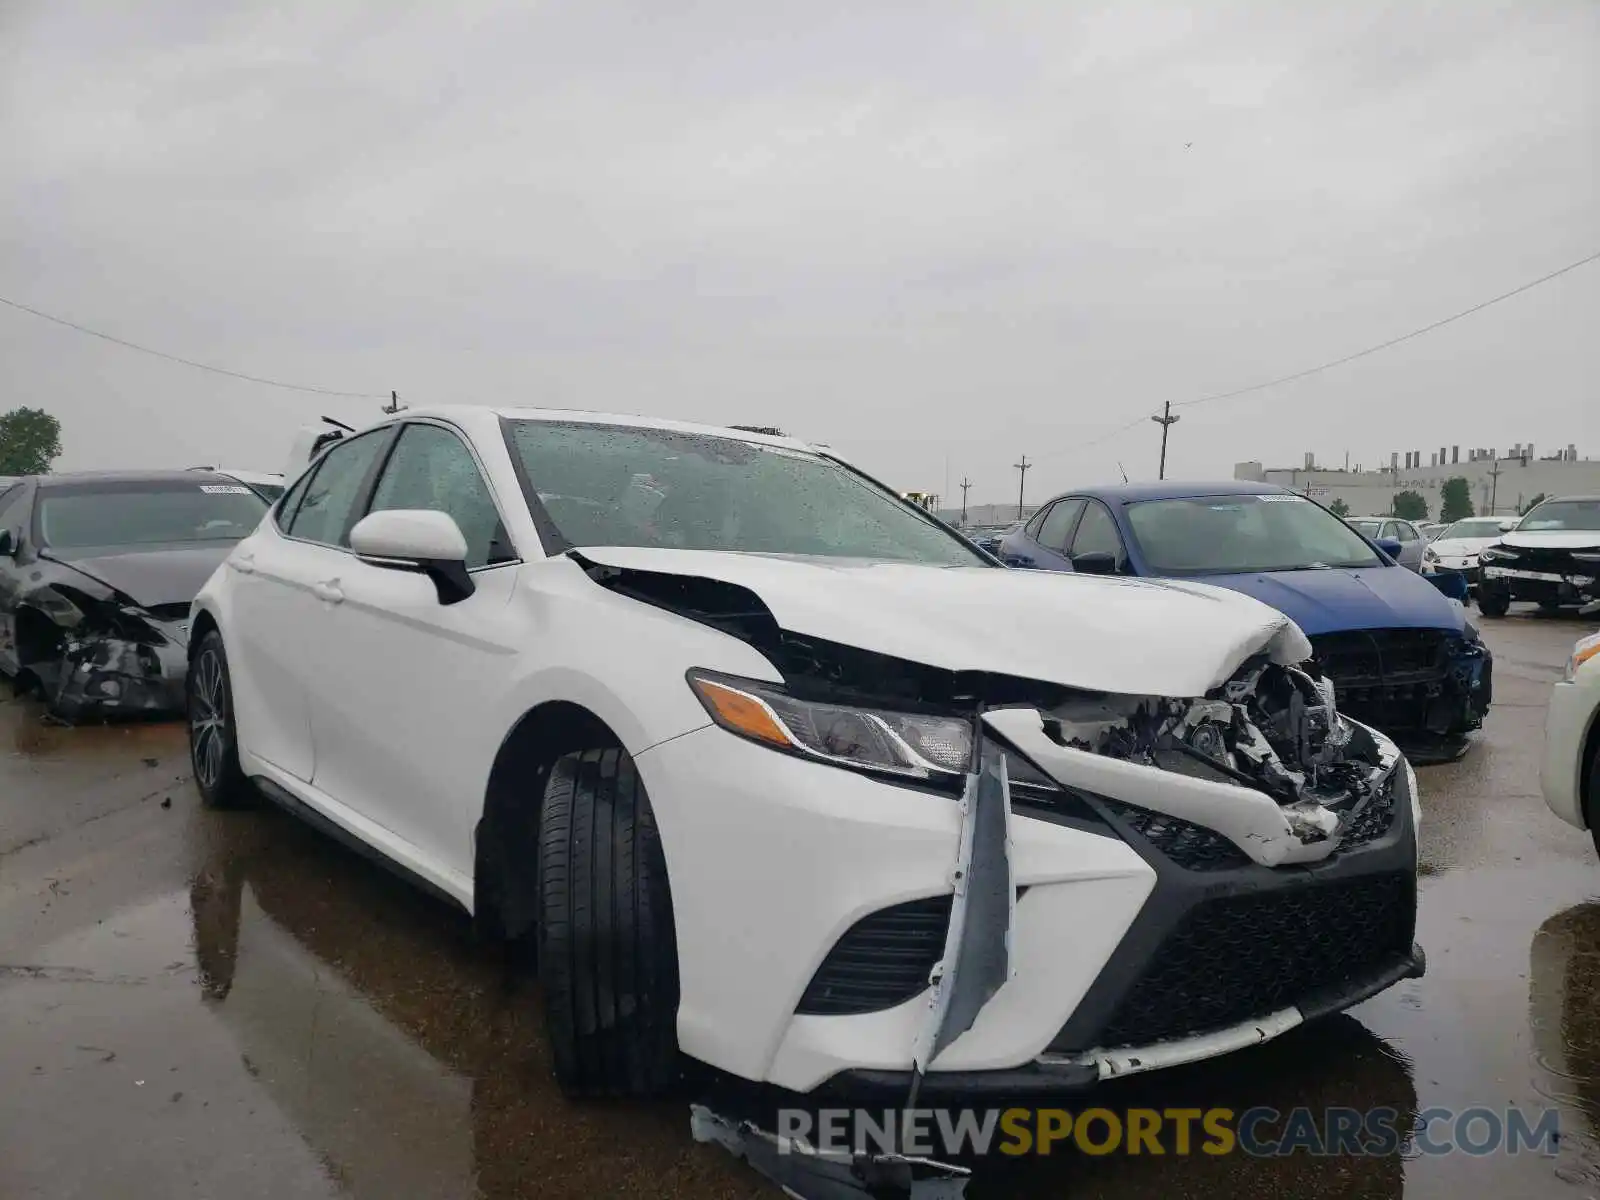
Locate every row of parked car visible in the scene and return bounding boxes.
[1,409,1596,1115]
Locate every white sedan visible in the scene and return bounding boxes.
[1425,516,1519,589]
[1541,631,1600,858]
[188,405,1423,1098]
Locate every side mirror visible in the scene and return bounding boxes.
[1376,537,1403,558]
[1071,550,1119,575]
[350,509,475,605]
[1498,517,1520,532]
[0,529,13,557]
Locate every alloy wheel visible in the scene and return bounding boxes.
[190,649,227,791]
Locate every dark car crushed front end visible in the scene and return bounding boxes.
[15,579,194,719]
[0,472,266,721]
[1305,626,1492,760]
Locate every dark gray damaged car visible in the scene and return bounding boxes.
[0,470,267,719]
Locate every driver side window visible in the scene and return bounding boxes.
[364,423,514,570]
[1069,500,1126,566]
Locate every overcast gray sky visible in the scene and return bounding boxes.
[3,0,1596,503]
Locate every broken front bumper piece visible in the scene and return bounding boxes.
[691,1105,970,1200]
[46,625,189,720]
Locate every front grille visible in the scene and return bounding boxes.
[1496,546,1600,574]
[797,896,951,1015]
[1311,629,1448,688]
[1081,871,1414,1050]
[1100,799,1249,871]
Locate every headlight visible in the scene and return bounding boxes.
[1423,547,1439,564]
[1479,546,1514,562]
[1565,633,1600,683]
[687,671,974,783]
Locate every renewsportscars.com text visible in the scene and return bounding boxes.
[776,1106,1561,1159]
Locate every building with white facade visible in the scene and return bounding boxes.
[1235,442,1599,519]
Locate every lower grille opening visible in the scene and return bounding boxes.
[1055,871,1414,1052]
[797,896,951,1016]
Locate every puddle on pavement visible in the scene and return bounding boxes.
[1,803,1587,1200]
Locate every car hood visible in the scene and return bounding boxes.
[43,542,236,608]
[1431,537,1499,557]
[574,546,1313,697]
[1500,530,1600,551]
[1186,564,1467,637]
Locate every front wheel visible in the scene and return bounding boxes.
[188,631,253,809]
[1588,741,1600,863]
[1476,588,1511,618]
[537,747,680,1097]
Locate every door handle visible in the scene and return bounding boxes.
[232,552,256,575]
[312,580,344,604]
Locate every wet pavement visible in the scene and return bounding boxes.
[1,611,1597,1199]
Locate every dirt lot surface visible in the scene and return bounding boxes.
[2,610,1597,1199]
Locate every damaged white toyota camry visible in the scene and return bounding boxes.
[189,407,1424,1100]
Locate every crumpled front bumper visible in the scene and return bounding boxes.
[47,623,189,720]
[638,712,1421,1096]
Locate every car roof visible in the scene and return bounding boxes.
[1044,480,1299,504]
[33,469,244,489]
[1531,494,1600,504]
[396,404,820,453]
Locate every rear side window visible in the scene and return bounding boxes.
[1396,522,1418,543]
[365,424,514,569]
[0,485,23,524]
[283,430,391,547]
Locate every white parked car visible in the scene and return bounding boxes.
[1541,631,1600,859]
[188,406,1423,1098]
[1426,516,1519,590]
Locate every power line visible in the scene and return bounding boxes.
[0,294,389,399]
[1172,248,1600,411]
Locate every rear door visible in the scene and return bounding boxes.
[225,428,396,782]
[306,420,525,886]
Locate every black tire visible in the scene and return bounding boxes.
[1477,588,1511,617]
[1539,600,1563,616]
[537,747,679,1097]
[187,630,253,809]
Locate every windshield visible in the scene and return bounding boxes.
[36,481,268,550]
[1126,494,1384,574]
[1440,518,1504,540]
[504,421,986,566]
[1347,519,1384,538]
[1515,499,1600,532]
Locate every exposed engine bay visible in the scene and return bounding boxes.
[1042,658,1392,845]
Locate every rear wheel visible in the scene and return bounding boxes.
[1539,600,1564,616]
[1477,588,1511,617]
[188,631,253,809]
[537,747,679,1097]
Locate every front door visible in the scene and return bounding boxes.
[306,421,526,887]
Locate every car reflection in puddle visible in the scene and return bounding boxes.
[188,809,1420,1200]
[1529,902,1600,1190]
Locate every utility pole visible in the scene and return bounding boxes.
[1013,456,1031,520]
[1488,458,1502,515]
[959,477,972,524]
[1151,401,1180,480]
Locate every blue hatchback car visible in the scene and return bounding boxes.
[997,481,1492,752]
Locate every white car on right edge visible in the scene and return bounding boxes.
[1542,631,1600,859]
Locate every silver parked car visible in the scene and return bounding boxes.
[1346,517,1429,572]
